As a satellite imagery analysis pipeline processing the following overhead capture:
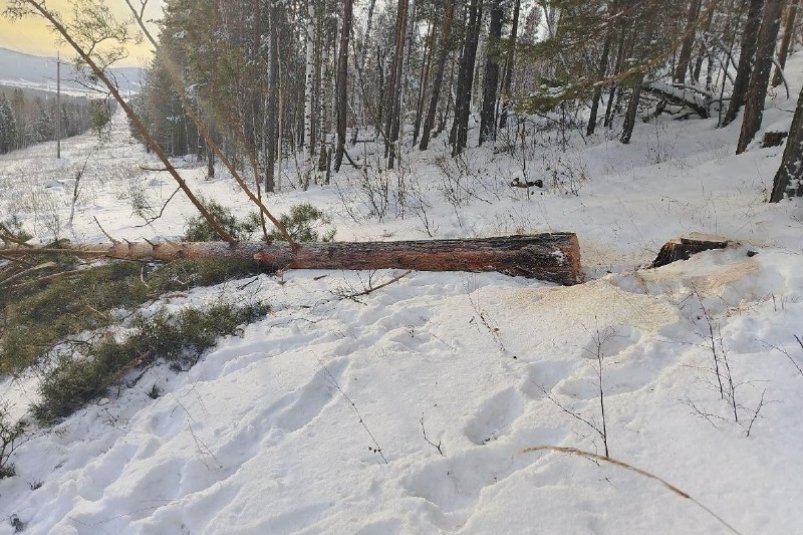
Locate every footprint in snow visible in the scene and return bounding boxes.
[518,360,576,400]
[272,357,349,433]
[463,387,526,446]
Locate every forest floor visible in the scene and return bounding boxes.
[1,54,802,535]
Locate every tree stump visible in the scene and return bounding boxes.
[652,233,730,268]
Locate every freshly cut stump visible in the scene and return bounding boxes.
[652,233,730,268]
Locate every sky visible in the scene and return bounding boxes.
[0,0,162,66]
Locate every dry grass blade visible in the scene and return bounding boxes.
[8,268,86,291]
[0,261,57,287]
[522,445,743,535]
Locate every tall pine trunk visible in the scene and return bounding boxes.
[587,0,616,136]
[770,84,803,201]
[498,0,521,130]
[691,0,715,83]
[384,0,411,169]
[619,74,643,144]
[604,22,629,128]
[451,0,483,157]
[674,0,703,83]
[413,21,437,145]
[619,2,658,145]
[479,0,503,145]
[771,0,799,87]
[722,0,766,126]
[419,0,455,151]
[737,0,785,154]
[265,3,279,193]
[334,0,353,172]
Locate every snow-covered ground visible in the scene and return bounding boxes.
[1,54,803,535]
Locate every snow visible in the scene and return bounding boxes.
[0,47,142,94]
[2,52,803,535]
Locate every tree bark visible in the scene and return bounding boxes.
[265,3,279,193]
[479,0,504,145]
[413,20,437,145]
[498,0,521,130]
[587,0,616,136]
[691,0,715,84]
[451,0,484,156]
[419,0,455,151]
[303,0,317,159]
[1,234,583,285]
[771,0,799,87]
[770,84,803,201]
[334,0,354,172]
[722,0,766,127]
[604,19,630,128]
[674,0,703,83]
[737,0,786,154]
[384,0,410,170]
[620,73,644,144]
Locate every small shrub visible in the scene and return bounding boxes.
[1,215,32,243]
[183,200,259,242]
[33,302,269,424]
[0,404,26,479]
[90,98,112,135]
[268,203,336,243]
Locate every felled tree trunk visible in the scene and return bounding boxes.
[1,234,582,285]
[642,82,710,119]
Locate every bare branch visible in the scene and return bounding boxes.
[92,216,119,244]
[522,446,743,535]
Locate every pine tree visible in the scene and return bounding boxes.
[33,97,54,143]
[722,0,766,127]
[498,0,521,130]
[674,0,702,83]
[770,84,803,201]
[0,94,17,154]
[419,0,455,151]
[771,0,799,88]
[479,0,504,145]
[334,0,354,172]
[737,0,786,154]
[450,0,483,156]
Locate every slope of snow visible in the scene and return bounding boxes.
[1,53,803,535]
[0,47,142,94]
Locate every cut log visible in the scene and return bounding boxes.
[652,233,730,268]
[255,234,581,284]
[0,234,582,285]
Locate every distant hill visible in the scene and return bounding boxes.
[0,47,143,95]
